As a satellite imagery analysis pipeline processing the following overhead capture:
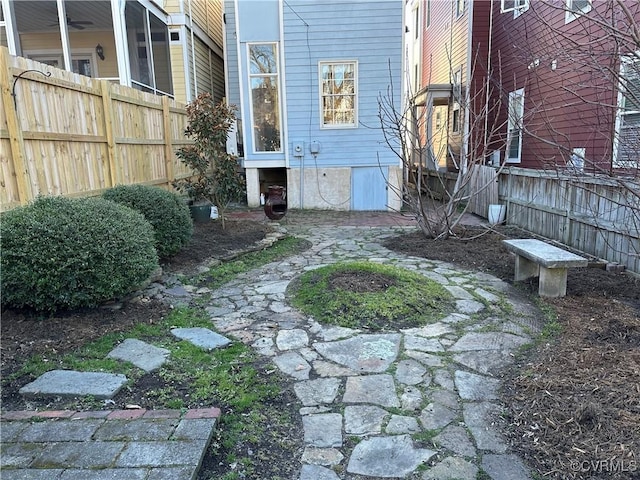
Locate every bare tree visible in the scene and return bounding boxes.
[378,55,512,240]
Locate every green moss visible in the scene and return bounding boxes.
[289,261,455,330]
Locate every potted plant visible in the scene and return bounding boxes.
[173,93,245,228]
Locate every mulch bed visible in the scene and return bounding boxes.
[384,226,640,480]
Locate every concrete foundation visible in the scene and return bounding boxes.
[245,168,261,208]
[288,167,352,210]
[245,165,403,211]
[387,166,403,212]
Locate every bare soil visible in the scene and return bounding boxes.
[2,218,639,479]
[384,227,640,480]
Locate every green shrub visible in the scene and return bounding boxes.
[103,184,193,258]
[1,196,159,312]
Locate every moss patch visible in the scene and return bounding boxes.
[288,261,454,331]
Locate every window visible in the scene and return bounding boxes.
[565,0,592,23]
[456,0,466,18]
[414,6,419,39]
[426,0,431,28]
[452,68,462,133]
[501,0,529,18]
[452,108,461,133]
[125,2,173,96]
[614,56,640,168]
[452,68,462,102]
[506,89,525,163]
[248,44,282,152]
[29,55,95,77]
[320,61,357,128]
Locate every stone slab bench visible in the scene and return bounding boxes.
[502,239,588,297]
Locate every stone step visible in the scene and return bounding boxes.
[19,370,127,400]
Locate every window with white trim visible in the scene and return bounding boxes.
[565,0,592,24]
[452,68,462,133]
[456,0,466,18]
[320,61,357,128]
[614,56,640,168]
[28,54,95,77]
[506,89,525,163]
[248,43,282,152]
[500,0,529,18]
[426,0,431,28]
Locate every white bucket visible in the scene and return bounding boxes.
[488,204,506,225]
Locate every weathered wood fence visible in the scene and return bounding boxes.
[498,167,640,274]
[0,47,192,211]
[467,165,498,217]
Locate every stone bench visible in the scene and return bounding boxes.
[502,239,588,297]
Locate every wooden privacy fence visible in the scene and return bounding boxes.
[467,165,498,217]
[0,47,192,211]
[498,167,640,274]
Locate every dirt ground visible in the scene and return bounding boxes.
[2,217,639,479]
[384,227,640,480]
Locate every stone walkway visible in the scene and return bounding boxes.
[2,210,543,479]
[202,217,541,479]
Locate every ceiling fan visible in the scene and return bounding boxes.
[49,16,94,30]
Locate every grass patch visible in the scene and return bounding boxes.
[5,307,279,414]
[288,261,454,330]
[196,236,310,290]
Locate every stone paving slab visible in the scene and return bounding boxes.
[0,408,219,480]
[107,338,170,372]
[170,327,231,350]
[347,435,436,477]
[19,370,127,400]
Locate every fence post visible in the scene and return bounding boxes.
[100,80,118,187]
[0,47,32,204]
[162,95,174,187]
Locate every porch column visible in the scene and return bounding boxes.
[111,0,131,87]
[245,168,260,208]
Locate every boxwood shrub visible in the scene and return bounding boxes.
[1,196,159,312]
[103,184,193,258]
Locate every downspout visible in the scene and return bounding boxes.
[188,0,198,95]
[484,0,494,154]
[463,0,474,175]
[179,0,193,102]
[278,0,294,205]
[234,0,247,160]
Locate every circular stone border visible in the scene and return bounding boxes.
[287,261,455,331]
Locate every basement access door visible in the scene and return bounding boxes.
[351,166,388,210]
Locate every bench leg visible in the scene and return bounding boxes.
[539,267,568,297]
[514,255,539,281]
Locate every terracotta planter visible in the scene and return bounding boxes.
[264,185,287,220]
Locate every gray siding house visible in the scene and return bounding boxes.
[224,0,404,210]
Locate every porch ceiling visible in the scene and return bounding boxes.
[414,84,452,107]
[12,1,113,33]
